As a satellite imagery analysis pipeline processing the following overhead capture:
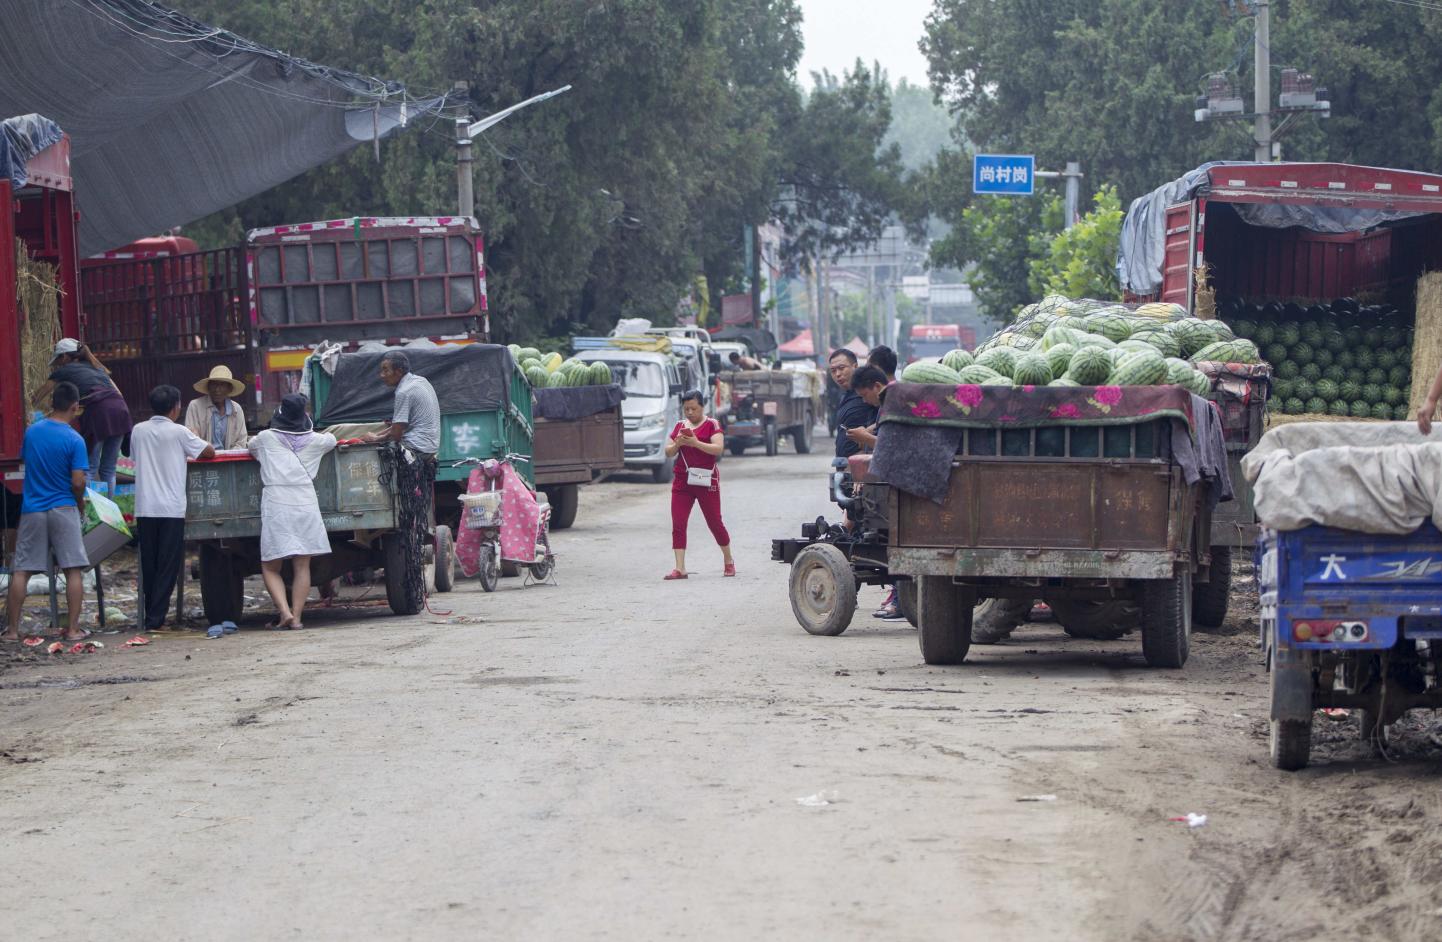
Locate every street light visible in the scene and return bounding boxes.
[456,85,573,217]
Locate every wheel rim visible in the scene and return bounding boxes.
[796,558,838,625]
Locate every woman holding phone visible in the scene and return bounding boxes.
[663,390,735,580]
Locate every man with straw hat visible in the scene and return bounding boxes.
[184,365,249,450]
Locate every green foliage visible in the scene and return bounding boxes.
[929,181,1061,320]
[1027,185,1123,301]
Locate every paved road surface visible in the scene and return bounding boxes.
[3,450,1440,940]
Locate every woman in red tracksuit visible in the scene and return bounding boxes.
[663,390,735,580]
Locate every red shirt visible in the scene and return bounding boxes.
[670,418,721,491]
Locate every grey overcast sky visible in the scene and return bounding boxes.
[797,0,934,87]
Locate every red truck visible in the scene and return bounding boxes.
[1120,161,1442,625]
[81,216,490,423]
[908,323,976,361]
[1,121,82,493]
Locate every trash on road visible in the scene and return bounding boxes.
[21,636,45,647]
[1169,813,1208,828]
[1017,794,1058,802]
[796,790,840,807]
[123,636,151,647]
[69,640,101,654]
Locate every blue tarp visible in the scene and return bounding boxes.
[0,114,63,188]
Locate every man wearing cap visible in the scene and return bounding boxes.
[31,339,133,495]
[184,366,249,450]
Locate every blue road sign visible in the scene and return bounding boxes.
[973,154,1036,195]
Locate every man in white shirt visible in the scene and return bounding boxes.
[131,385,214,632]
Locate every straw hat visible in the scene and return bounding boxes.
[194,365,246,397]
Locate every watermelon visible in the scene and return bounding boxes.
[1253,324,1276,346]
[1049,377,1080,387]
[1012,353,1053,386]
[1313,348,1335,369]
[1170,319,1214,355]
[1383,386,1404,406]
[524,365,549,388]
[1044,343,1076,378]
[1335,350,1355,370]
[1190,339,1260,365]
[588,361,613,385]
[1277,325,1301,347]
[1389,366,1410,388]
[1366,368,1387,386]
[518,347,541,362]
[1327,399,1350,417]
[1314,379,1340,402]
[542,352,563,372]
[1322,365,1346,384]
[1264,343,1289,366]
[1339,379,1362,402]
[1084,312,1134,342]
[1361,383,1384,405]
[1300,363,1322,382]
[1371,402,1394,420]
[1206,320,1236,342]
[1353,348,1375,371]
[956,365,1010,385]
[901,360,963,384]
[1350,400,1372,417]
[1375,348,1397,371]
[546,370,568,388]
[1276,360,1300,380]
[1065,347,1113,385]
[507,343,522,362]
[976,347,1019,378]
[1306,397,1328,414]
[1395,404,1411,421]
[1108,350,1168,386]
[1075,332,1117,350]
[1293,379,1316,402]
[1129,329,1181,359]
[1041,325,1088,351]
[1272,378,1294,401]
[1289,343,1315,366]
[1284,396,1305,415]
[941,349,974,372]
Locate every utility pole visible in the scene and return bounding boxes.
[455,84,572,216]
[1253,0,1271,162]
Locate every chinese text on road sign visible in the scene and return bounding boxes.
[973,154,1036,196]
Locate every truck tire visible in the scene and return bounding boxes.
[199,544,243,625]
[432,525,456,593]
[728,440,748,457]
[792,412,813,454]
[917,577,975,665]
[970,597,1030,644]
[1051,598,1139,641]
[1192,545,1232,631]
[789,543,857,636]
[545,485,579,531]
[384,533,424,616]
[1269,650,1314,770]
[897,580,917,627]
[1139,573,1191,668]
[652,460,674,484]
[765,420,779,456]
[1270,720,1312,771]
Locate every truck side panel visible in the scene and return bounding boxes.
[533,409,624,486]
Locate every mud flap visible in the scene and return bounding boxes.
[1269,644,1314,722]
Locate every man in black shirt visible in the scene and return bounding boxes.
[829,349,877,458]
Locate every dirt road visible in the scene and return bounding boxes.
[2,452,1440,940]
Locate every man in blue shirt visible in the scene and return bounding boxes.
[829,349,877,458]
[2,382,92,642]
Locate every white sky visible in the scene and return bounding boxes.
[797,0,934,88]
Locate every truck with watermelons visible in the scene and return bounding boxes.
[1119,161,1442,628]
[777,302,1238,663]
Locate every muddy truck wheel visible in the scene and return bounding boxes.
[789,543,857,636]
[545,485,579,531]
[1270,717,1313,771]
[1192,545,1232,631]
[764,420,779,457]
[1139,573,1191,668]
[1050,598,1139,641]
[917,577,975,665]
[432,525,456,593]
[970,597,1030,644]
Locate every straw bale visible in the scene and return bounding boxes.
[16,241,61,412]
[1193,264,1216,321]
[1265,412,1388,429]
[1409,272,1442,420]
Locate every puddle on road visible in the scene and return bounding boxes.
[0,675,158,690]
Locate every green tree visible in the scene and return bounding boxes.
[1028,185,1123,301]
[885,79,954,171]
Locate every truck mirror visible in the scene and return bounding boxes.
[670,383,683,397]
[707,352,722,373]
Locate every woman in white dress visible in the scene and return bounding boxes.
[247,394,337,629]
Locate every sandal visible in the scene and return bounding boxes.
[723,563,736,577]
[663,569,688,581]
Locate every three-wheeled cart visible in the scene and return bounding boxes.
[718,369,819,456]
[186,443,452,623]
[776,385,1226,668]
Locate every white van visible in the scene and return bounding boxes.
[578,349,684,484]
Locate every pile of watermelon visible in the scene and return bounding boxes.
[899,295,1249,395]
[1220,298,1412,419]
[509,345,613,389]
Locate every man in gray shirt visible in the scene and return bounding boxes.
[365,350,440,455]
